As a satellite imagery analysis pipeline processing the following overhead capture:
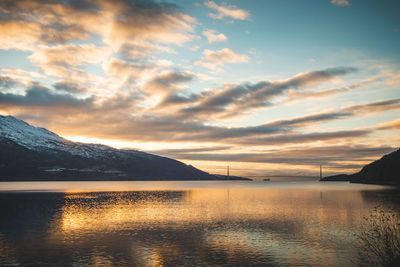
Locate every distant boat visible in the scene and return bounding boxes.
[263,178,270,181]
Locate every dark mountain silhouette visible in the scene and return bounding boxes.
[320,148,400,186]
[0,115,249,181]
[319,174,352,182]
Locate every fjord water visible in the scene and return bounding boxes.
[0,181,398,266]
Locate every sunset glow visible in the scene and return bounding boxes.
[0,0,399,177]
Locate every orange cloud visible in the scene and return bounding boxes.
[0,0,195,53]
[204,1,250,20]
[29,44,111,67]
[195,48,249,69]
[375,119,400,130]
[203,29,228,43]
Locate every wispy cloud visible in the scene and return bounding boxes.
[142,71,196,96]
[149,146,232,155]
[204,1,250,20]
[234,130,371,146]
[284,84,361,103]
[194,48,249,69]
[203,29,228,43]
[386,73,400,85]
[374,119,400,130]
[179,67,357,120]
[330,0,350,7]
[29,44,110,67]
[152,145,394,167]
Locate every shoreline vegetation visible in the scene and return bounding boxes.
[355,206,400,267]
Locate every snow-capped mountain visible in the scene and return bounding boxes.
[0,115,152,160]
[0,115,65,151]
[0,115,220,181]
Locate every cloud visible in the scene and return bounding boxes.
[175,98,400,142]
[100,0,195,49]
[203,29,228,43]
[0,21,49,51]
[104,57,155,91]
[284,84,361,103]
[375,119,400,130]
[53,81,88,93]
[0,0,196,54]
[0,69,47,93]
[204,1,250,20]
[173,112,353,142]
[330,0,350,6]
[159,93,200,106]
[0,75,22,91]
[24,44,111,85]
[1,68,44,80]
[264,112,352,129]
[154,145,394,166]
[29,44,111,67]
[142,71,196,96]
[105,58,150,78]
[148,146,232,155]
[0,84,94,110]
[343,98,400,114]
[190,45,200,51]
[0,0,197,105]
[386,73,400,85]
[117,42,175,61]
[102,57,176,96]
[2,63,395,146]
[234,130,372,146]
[2,78,399,158]
[0,1,98,50]
[180,67,357,120]
[194,48,249,69]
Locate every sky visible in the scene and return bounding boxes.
[0,0,399,178]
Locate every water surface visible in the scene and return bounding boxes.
[0,181,399,266]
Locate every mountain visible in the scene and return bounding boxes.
[319,174,352,182]
[320,148,400,186]
[0,115,237,181]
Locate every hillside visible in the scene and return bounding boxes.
[320,148,400,186]
[0,115,230,181]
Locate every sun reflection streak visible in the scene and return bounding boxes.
[58,188,368,234]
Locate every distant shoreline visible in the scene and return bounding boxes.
[0,176,252,182]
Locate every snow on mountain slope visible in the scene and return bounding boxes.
[0,115,154,159]
[0,115,220,181]
[0,115,65,150]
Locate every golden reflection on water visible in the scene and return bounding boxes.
[50,186,373,266]
[0,182,398,266]
[59,188,367,232]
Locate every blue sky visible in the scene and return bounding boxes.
[0,0,399,177]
